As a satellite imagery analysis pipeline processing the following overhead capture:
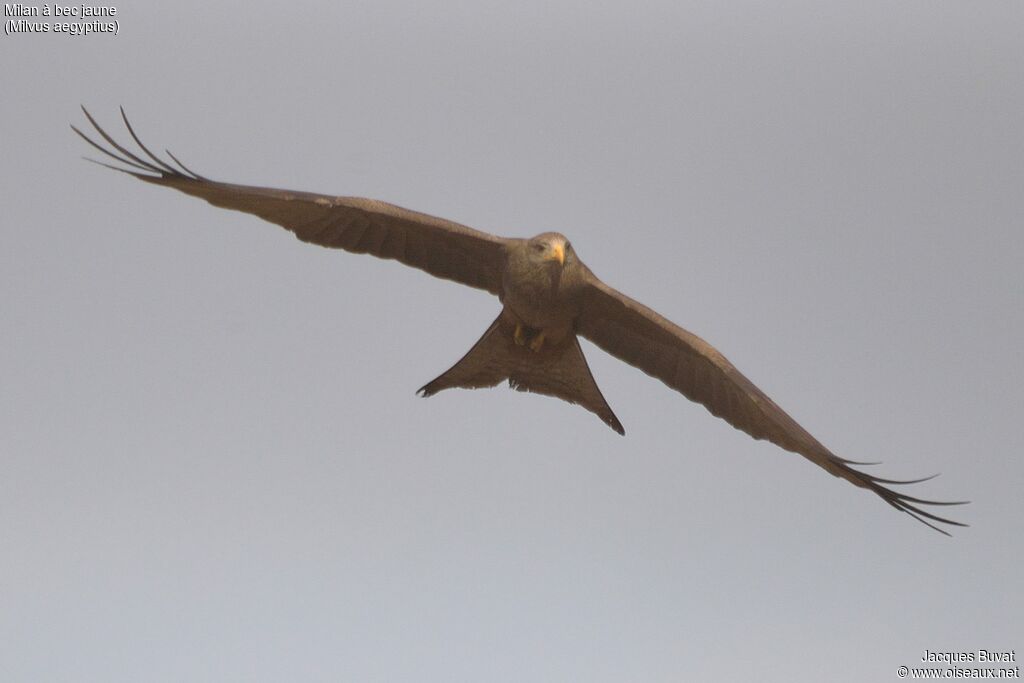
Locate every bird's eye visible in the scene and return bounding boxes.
[533,243,546,252]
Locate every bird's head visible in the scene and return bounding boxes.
[527,232,572,268]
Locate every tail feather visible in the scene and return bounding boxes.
[417,315,508,396]
[418,313,624,434]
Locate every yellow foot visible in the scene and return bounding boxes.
[529,331,546,353]
[514,323,527,347]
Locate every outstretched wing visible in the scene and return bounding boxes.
[73,107,510,295]
[577,272,967,535]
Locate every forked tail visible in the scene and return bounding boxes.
[418,313,624,434]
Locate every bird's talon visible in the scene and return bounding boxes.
[514,323,527,346]
[529,331,546,352]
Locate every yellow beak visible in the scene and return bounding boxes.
[550,243,565,265]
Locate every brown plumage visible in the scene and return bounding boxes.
[73,107,968,535]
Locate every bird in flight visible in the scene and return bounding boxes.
[73,107,967,535]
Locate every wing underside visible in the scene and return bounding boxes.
[72,107,510,294]
[579,274,967,534]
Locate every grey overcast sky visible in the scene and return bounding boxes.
[2,2,1022,681]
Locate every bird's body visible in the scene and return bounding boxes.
[502,234,584,342]
[73,107,967,534]
[503,234,580,323]
[420,232,623,434]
